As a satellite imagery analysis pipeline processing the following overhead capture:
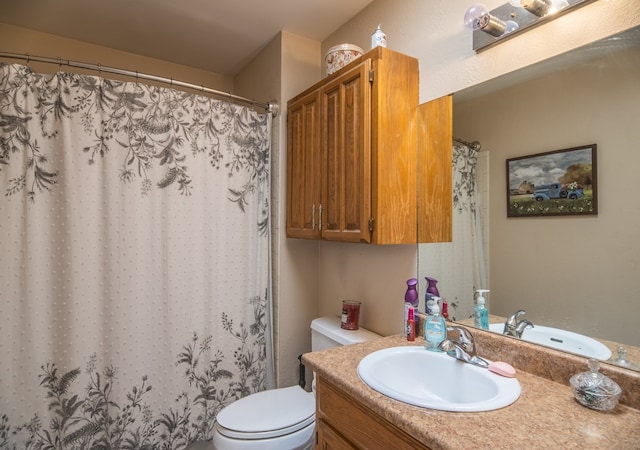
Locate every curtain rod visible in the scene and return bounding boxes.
[0,51,278,117]
[453,137,482,151]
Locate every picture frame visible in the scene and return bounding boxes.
[506,144,597,217]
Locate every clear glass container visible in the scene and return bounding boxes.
[569,359,621,411]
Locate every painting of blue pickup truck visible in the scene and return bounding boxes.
[506,145,597,217]
[533,182,584,201]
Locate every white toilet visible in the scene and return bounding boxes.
[210,316,381,450]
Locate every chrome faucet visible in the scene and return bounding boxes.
[438,325,489,368]
[503,310,534,338]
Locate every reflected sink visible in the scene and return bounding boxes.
[357,346,521,412]
[488,324,612,360]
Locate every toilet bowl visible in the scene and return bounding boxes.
[212,385,315,449]
[210,316,381,450]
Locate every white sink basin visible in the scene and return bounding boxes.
[488,324,612,360]
[357,346,521,412]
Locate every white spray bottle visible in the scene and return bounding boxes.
[474,289,490,330]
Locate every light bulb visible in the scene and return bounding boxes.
[548,0,569,14]
[504,20,520,34]
[464,4,489,30]
[509,0,547,16]
[464,4,507,37]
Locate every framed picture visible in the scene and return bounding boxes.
[506,144,597,217]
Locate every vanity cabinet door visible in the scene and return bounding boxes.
[286,89,322,239]
[316,419,356,450]
[316,376,430,450]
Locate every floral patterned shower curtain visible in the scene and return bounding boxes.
[0,63,272,449]
[418,142,489,321]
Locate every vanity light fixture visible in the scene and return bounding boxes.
[466,0,596,52]
[464,4,519,37]
[509,0,569,17]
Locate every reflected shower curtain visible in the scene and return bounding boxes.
[0,63,272,449]
[418,142,488,321]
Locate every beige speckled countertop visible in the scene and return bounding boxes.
[302,332,640,450]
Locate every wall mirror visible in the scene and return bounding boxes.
[418,25,640,372]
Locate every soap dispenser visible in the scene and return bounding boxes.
[474,289,490,330]
[424,297,447,351]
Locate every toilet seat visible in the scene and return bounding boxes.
[215,385,315,440]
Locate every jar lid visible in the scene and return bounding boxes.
[326,43,364,54]
[569,359,621,411]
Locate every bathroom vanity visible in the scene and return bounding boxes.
[303,331,640,449]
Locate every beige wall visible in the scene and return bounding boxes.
[274,32,323,388]
[453,45,640,346]
[0,22,232,91]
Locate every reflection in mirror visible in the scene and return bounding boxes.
[418,26,640,371]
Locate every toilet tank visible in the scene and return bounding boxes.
[311,316,381,351]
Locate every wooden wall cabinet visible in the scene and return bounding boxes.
[286,47,452,244]
[315,375,430,449]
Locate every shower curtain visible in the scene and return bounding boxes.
[0,62,272,449]
[418,141,489,321]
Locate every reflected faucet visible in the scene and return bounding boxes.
[438,325,489,368]
[504,310,534,338]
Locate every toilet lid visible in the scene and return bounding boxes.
[216,385,315,440]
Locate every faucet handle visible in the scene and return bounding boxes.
[515,319,534,338]
[446,325,476,355]
[508,309,526,322]
[504,309,526,334]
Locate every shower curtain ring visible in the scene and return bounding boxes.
[226,91,234,113]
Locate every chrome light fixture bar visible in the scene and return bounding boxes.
[468,0,598,52]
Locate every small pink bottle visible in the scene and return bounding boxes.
[406,306,416,341]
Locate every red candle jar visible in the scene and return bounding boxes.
[341,300,361,330]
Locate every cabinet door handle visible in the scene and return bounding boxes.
[319,204,323,231]
[312,204,316,230]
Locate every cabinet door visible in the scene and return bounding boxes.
[286,89,322,239]
[316,377,430,450]
[321,60,372,243]
[316,419,356,450]
[417,95,453,243]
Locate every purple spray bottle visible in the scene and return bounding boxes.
[405,278,419,309]
[425,276,440,315]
